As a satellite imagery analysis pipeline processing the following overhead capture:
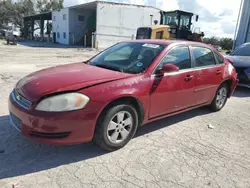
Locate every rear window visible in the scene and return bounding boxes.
[214,53,224,64]
[192,46,216,67]
[136,28,152,39]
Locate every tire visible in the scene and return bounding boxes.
[94,104,139,151]
[210,83,229,112]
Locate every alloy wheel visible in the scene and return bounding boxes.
[216,87,227,109]
[107,111,133,144]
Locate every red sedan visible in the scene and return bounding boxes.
[9,40,238,151]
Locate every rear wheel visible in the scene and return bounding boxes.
[210,84,228,111]
[94,104,138,151]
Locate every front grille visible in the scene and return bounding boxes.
[30,131,71,139]
[235,67,250,84]
[12,90,32,110]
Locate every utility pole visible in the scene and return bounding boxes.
[233,0,244,49]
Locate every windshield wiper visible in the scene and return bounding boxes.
[94,64,123,72]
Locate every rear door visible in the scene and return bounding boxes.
[149,45,196,118]
[190,46,224,105]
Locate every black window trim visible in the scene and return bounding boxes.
[190,45,221,69]
[152,44,194,75]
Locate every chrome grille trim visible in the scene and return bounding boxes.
[12,90,32,110]
[9,112,22,132]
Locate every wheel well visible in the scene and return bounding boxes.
[101,97,144,125]
[221,79,233,97]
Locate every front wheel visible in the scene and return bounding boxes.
[210,84,228,112]
[94,104,138,151]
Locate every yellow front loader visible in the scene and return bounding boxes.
[136,10,204,42]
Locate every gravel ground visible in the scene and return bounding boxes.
[0,41,250,188]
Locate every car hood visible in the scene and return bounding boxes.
[16,63,132,102]
[224,55,250,67]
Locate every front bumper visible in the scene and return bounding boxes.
[8,94,101,145]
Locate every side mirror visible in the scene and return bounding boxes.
[196,15,199,22]
[161,64,179,73]
[226,51,231,55]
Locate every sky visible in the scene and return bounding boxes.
[63,0,242,38]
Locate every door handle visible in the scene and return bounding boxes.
[216,70,222,75]
[185,75,193,81]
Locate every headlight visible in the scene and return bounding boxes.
[36,93,90,112]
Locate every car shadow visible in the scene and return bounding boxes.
[136,107,211,137]
[233,87,250,98]
[0,107,211,180]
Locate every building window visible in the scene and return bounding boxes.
[53,16,56,21]
[57,32,60,39]
[63,32,66,39]
[63,14,66,20]
[78,15,85,21]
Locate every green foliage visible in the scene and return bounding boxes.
[0,0,64,37]
[36,0,64,13]
[12,0,35,27]
[219,38,233,50]
[0,0,13,29]
[203,37,233,50]
[0,0,34,31]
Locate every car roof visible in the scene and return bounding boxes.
[123,39,212,48]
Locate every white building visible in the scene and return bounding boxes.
[235,0,250,48]
[51,1,161,49]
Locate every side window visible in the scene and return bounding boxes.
[156,46,191,71]
[156,31,163,39]
[214,53,224,64]
[63,14,66,20]
[57,32,60,39]
[78,15,85,21]
[192,46,216,67]
[105,46,133,61]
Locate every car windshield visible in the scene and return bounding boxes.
[88,42,165,74]
[231,44,250,56]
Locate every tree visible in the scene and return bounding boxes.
[0,0,13,29]
[36,0,64,13]
[219,38,233,50]
[203,37,220,46]
[11,0,35,36]
[12,0,35,28]
[203,36,233,50]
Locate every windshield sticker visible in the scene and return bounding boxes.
[142,44,160,49]
[136,62,144,67]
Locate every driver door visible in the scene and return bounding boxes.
[149,45,196,118]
